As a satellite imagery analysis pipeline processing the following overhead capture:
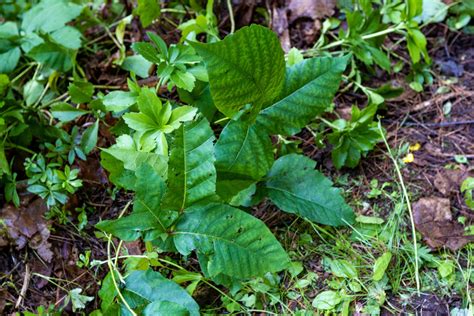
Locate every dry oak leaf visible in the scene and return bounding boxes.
[413,197,474,251]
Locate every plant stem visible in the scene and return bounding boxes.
[106,234,136,316]
[226,0,235,34]
[307,23,405,55]
[377,121,420,294]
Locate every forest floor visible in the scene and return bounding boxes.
[0,1,473,315]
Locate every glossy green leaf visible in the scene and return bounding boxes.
[50,102,87,122]
[102,91,137,112]
[174,203,290,279]
[191,24,285,117]
[256,56,349,136]
[122,55,152,78]
[51,26,82,49]
[123,270,199,316]
[214,120,273,200]
[266,154,354,226]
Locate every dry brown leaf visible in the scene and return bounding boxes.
[0,197,53,262]
[272,7,291,52]
[413,197,474,251]
[434,167,469,195]
[287,0,336,23]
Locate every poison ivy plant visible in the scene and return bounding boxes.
[97,24,355,314]
[196,25,349,199]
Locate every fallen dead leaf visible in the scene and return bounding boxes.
[413,197,474,251]
[272,6,291,52]
[434,167,469,196]
[287,0,336,24]
[0,196,53,262]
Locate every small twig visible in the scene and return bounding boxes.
[410,91,474,112]
[400,120,474,128]
[15,264,31,309]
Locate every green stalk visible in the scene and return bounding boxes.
[378,121,420,294]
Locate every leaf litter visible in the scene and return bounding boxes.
[0,195,53,262]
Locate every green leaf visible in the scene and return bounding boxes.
[132,42,161,64]
[102,91,137,112]
[68,81,94,104]
[0,145,10,176]
[23,79,43,106]
[144,301,189,316]
[98,272,118,312]
[27,41,73,72]
[421,0,448,23]
[170,69,196,92]
[96,165,175,241]
[214,120,273,200]
[135,0,161,27]
[0,74,9,95]
[21,0,83,33]
[312,290,341,310]
[0,48,21,74]
[50,26,82,49]
[372,252,392,281]
[191,24,285,117]
[162,117,217,210]
[0,21,19,38]
[177,83,217,122]
[101,135,168,177]
[122,55,152,78]
[81,120,99,155]
[174,203,290,279]
[256,56,349,136]
[123,270,199,316]
[69,288,93,312]
[437,259,454,278]
[51,102,87,122]
[326,258,357,279]
[265,154,354,226]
